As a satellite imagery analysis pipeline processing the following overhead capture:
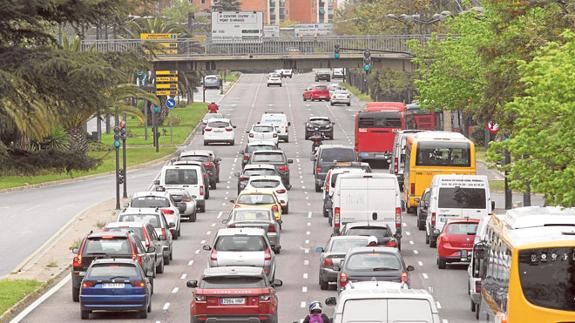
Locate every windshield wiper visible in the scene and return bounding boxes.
[372,267,399,271]
[108,276,130,280]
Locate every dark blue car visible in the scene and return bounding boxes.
[80,258,152,319]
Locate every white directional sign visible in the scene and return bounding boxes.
[211,11,264,43]
[263,25,280,38]
[294,24,333,37]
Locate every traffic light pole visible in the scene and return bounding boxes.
[114,113,120,210]
[122,111,128,198]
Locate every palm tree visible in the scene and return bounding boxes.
[212,0,241,11]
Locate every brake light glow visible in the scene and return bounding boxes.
[73,254,82,268]
[132,248,142,265]
[267,223,277,233]
[323,258,333,267]
[199,185,205,196]
[339,272,348,289]
[243,154,250,160]
[225,127,233,132]
[204,128,212,132]
[160,208,174,215]
[431,212,436,226]
[82,281,95,288]
[394,157,398,174]
[334,207,341,229]
[275,189,286,194]
[401,272,408,283]
[395,207,401,230]
[143,227,151,248]
[411,183,415,195]
[203,162,213,169]
[131,281,145,288]
[386,239,397,248]
[278,165,288,172]
[227,223,236,228]
[210,249,217,261]
[264,248,272,261]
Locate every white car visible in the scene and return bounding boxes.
[267,73,282,87]
[166,189,197,222]
[201,113,224,134]
[332,68,345,79]
[244,175,289,213]
[203,118,235,146]
[125,191,182,239]
[247,124,279,144]
[330,89,351,106]
[260,112,290,143]
[328,83,342,96]
[282,69,293,78]
[156,164,207,212]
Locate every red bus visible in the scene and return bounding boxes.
[355,102,406,166]
[405,103,438,130]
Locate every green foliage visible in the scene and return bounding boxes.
[161,0,199,25]
[0,279,43,315]
[368,68,412,102]
[212,0,241,11]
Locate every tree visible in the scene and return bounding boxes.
[212,0,241,12]
[161,0,199,25]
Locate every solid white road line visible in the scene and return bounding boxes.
[217,211,223,219]
[163,302,171,311]
[180,273,188,280]
[171,287,179,294]
[10,275,71,323]
[188,260,194,266]
[422,273,429,279]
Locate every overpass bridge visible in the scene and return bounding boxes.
[81,35,432,72]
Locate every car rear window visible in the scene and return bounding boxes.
[201,276,266,289]
[118,214,161,228]
[446,223,478,235]
[330,238,369,253]
[131,196,171,208]
[87,264,140,279]
[243,169,277,176]
[347,227,393,241]
[105,227,145,242]
[215,235,266,251]
[253,125,274,132]
[84,237,131,255]
[252,152,285,163]
[180,155,209,162]
[416,141,471,167]
[310,119,330,126]
[233,210,272,221]
[164,169,198,185]
[247,145,275,154]
[320,148,356,162]
[237,194,275,205]
[207,121,229,128]
[346,252,401,271]
[249,179,280,188]
[261,115,286,124]
[438,187,486,209]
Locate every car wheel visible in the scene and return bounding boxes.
[190,212,197,222]
[328,216,332,226]
[80,310,90,320]
[425,231,430,244]
[347,102,351,106]
[170,249,174,260]
[315,183,321,192]
[475,303,480,319]
[437,257,447,269]
[172,230,178,240]
[285,137,289,143]
[230,140,235,145]
[430,237,437,248]
[418,219,425,231]
[72,286,80,302]
[205,189,210,200]
[149,277,154,295]
[164,254,170,265]
[330,132,334,140]
[177,228,181,239]
[273,246,281,254]
[156,256,164,274]
[323,208,328,217]
[319,277,329,290]
[210,182,216,190]
[330,102,334,106]
[471,300,476,312]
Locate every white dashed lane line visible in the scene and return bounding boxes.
[171,287,179,294]
[417,261,423,266]
[187,260,194,266]
[303,273,308,279]
[162,302,171,311]
[195,249,200,254]
[413,250,419,255]
[422,273,429,279]
[217,211,223,219]
[180,273,188,280]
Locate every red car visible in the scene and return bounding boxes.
[187,266,282,323]
[303,85,330,101]
[436,218,480,269]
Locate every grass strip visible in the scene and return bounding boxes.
[341,82,373,102]
[0,279,43,315]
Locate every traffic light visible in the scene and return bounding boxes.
[334,45,341,59]
[118,169,125,184]
[119,120,127,140]
[113,126,121,149]
[363,49,372,73]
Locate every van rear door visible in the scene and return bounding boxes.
[367,176,398,231]
[339,176,369,224]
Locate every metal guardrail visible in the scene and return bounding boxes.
[81,35,438,58]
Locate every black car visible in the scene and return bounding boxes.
[239,141,278,169]
[305,116,335,140]
[313,145,357,192]
[247,150,293,189]
[315,70,331,82]
[340,222,400,249]
[417,188,431,231]
[235,164,281,194]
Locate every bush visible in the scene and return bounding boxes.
[0,148,102,175]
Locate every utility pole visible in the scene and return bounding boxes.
[504,149,512,209]
[113,113,121,210]
[121,112,128,198]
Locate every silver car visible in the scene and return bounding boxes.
[203,228,277,281]
[223,208,281,253]
[203,74,220,89]
[316,236,371,290]
[167,189,197,222]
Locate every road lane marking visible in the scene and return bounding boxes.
[417,261,423,266]
[9,274,71,322]
[304,248,309,254]
[442,320,449,323]
[171,287,179,294]
[409,240,414,245]
[306,231,310,235]
[302,186,306,189]
[206,231,212,235]
[303,273,308,279]
[302,286,308,293]
[163,302,171,311]
[308,212,312,218]
[211,223,216,227]
[403,222,407,227]
[195,249,200,254]
[300,301,306,308]
[217,211,223,219]
[405,231,411,236]
[304,260,309,265]
[200,240,206,244]
[422,273,429,279]
[234,158,237,163]
[413,250,419,255]
[188,260,194,266]
[307,222,311,226]
[305,240,309,244]
[180,273,188,280]
[221,202,226,206]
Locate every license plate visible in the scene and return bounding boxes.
[102,283,125,288]
[220,298,245,305]
[461,250,469,261]
[79,271,86,277]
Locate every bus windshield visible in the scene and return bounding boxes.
[358,111,402,128]
[416,141,470,167]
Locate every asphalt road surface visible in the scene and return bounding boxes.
[15,73,541,323]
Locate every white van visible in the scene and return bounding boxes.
[389,129,423,190]
[326,286,441,323]
[156,164,207,212]
[260,112,290,143]
[425,174,493,247]
[331,173,402,238]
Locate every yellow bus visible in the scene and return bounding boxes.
[403,131,476,212]
[474,206,575,323]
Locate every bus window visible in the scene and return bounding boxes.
[358,112,402,128]
[416,141,470,167]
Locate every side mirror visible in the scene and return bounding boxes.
[202,245,212,251]
[186,280,198,288]
[287,159,293,164]
[325,296,337,306]
[314,246,325,253]
[406,265,415,272]
[491,201,496,212]
[280,200,286,204]
[154,179,160,185]
[277,130,281,134]
[271,279,283,287]
[72,248,79,254]
[401,200,406,212]
[233,125,237,128]
[147,246,156,253]
[229,199,235,203]
[169,223,175,228]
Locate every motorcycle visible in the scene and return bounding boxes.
[309,127,326,155]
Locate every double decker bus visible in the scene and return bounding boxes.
[405,103,439,130]
[354,102,406,166]
[473,206,575,322]
[404,131,476,212]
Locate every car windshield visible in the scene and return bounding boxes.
[247,145,275,154]
[201,276,266,289]
[215,235,266,251]
[438,187,486,209]
[118,214,161,228]
[447,223,478,235]
[207,121,229,128]
[347,227,392,241]
[87,264,140,279]
[205,76,217,81]
[105,227,145,242]
[253,125,274,133]
[310,119,330,125]
[131,196,170,208]
[346,252,401,271]
[180,155,209,162]
[335,90,348,95]
[237,194,275,205]
[330,238,369,253]
[252,153,284,163]
[243,169,277,176]
[320,148,356,162]
[233,210,272,221]
[164,169,198,185]
[249,179,280,188]
[315,85,327,90]
[84,237,131,255]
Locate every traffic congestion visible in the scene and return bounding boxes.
[17,71,572,323]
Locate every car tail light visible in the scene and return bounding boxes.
[339,272,348,289]
[194,295,206,302]
[276,189,286,194]
[278,165,288,173]
[73,255,82,268]
[264,248,272,261]
[199,185,205,196]
[285,126,288,132]
[205,128,212,132]
[132,247,142,265]
[271,205,279,213]
[259,294,271,301]
[82,281,95,288]
[203,162,213,169]
[143,228,151,248]
[240,176,249,181]
[210,249,217,261]
[131,280,146,288]
[227,223,236,228]
[334,207,341,229]
[395,207,401,230]
[411,183,415,195]
[243,154,250,161]
[161,228,168,240]
[386,239,398,248]
[315,166,321,174]
[249,133,254,137]
[160,208,174,215]
[475,280,482,293]
[394,157,398,174]
[401,272,408,283]
[267,223,277,233]
[323,258,333,267]
[225,127,233,132]
[431,212,436,226]
[325,172,331,192]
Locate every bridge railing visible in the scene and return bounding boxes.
[81,35,440,57]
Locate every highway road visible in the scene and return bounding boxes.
[16,73,542,323]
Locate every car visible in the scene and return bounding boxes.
[436,218,480,269]
[281,69,293,78]
[417,187,431,231]
[339,222,399,248]
[467,215,490,316]
[313,145,357,192]
[316,235,372,290]
[332,68,345,79]
[201,113,224,134]
[331,89,351,106]
[79,258,152,319]
[328,82,342,96]
[126,191,182,238]
[117,210,174,265]
[340,280,406,292]
[336,247,414,292]
[179,150,221,188]
[244,175,289,213]
[223,208,281,253]
[322,166,369,220]
[303,85,330,101]
[203,74,221,89]
[104,222,165,274]
[186,266,282,323]
[203,118,235,146]
[247,150,293,188]
[232,190,283,226]
[305,116,335,140]
[71,231,156,302]
[167,189,197,222]
[156,164,207,212]
[261,112,290,143]
[247,123,279,145]
[235,164,281,194]
[171,160,212,199]
[239,141,278,168]
[267,73,282,87]
[203,228,277,282]
[315,69,331,82]
[389,129,424,190]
